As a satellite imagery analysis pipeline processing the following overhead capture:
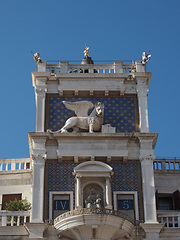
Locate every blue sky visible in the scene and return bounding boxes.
[0,0,179,159]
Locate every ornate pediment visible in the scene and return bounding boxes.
[74,161,113,177]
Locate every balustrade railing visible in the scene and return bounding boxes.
[0,211,31,226]
[39,61,141,74]
[0,158,31,172]
[157,212,180,228]
[54,208,135,225]
[153,158,180,172]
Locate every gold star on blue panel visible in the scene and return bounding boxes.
[48,96,137,132]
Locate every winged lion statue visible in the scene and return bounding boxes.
[47,101,104,133]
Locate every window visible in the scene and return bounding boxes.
[118,195,134,210]
[156,191,180,210]
[53,195,69,211]
[49,191,73,220]
[2,194,22,210]
[158,196,173,210]
[53,195,70,218]
[113,191,139,221]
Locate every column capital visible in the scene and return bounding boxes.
[35,85,47,97]
[75,175,82,180]
[140,155,156,163]
[31,154,47,165]
[140,149,155,163]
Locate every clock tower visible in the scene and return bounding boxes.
[28,48,163,239]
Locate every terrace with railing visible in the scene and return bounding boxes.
[0,209,179,229]
[157,211,180,228]
[153,158,180,173]
[0,158,31,172]
[37,60,145,74]
[0,210,31,226]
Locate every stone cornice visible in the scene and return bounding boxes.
[32,72,151,84]
[28,132,158,147]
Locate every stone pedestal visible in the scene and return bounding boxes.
[140,223,164,240]
[25,223,47,239]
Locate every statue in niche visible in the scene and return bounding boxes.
[48,101,104,133]
[84,185,103,208]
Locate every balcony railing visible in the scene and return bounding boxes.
[0,158,31,172]
[54,208,135,226]
[153,158,180,173]
[37,61,145,74]
[0,211,31,226]
[157,212,180,228]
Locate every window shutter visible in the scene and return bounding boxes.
[2,194,22,210]
[155,190,158,210]
[173,190,180,210]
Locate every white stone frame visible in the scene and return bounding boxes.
[74,161,113,209]
[49,191,73,220]
[113,191,139,220]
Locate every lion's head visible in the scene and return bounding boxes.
[95,102,104,117]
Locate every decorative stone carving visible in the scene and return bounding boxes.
[48,101,104,133]
[142,51,151,65]
[84,184,103,208]
[101,124,116,133]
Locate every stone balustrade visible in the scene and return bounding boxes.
[54,208,135,226]
[39,61,142,73]
[157,211,180,228]
[0,158,31,171]
[153,158,180,172]
[0,210,31,226]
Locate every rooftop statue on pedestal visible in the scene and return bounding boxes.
[31,51,42,63]
[142,50,151,65]
[47,101,104,133]
[81,45,94,65]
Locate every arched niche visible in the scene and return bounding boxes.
[73,161,113,209]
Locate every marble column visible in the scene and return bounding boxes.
[35,85,47,132]
[140,157,158,223]
[31,154,46,223]
[76,176,82,209]
[137,84,149,132]
[105,177,112,209]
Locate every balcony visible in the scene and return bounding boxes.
[0,158,32,172]
[157,211,180,228]
[0,210,31,226]
[36,60,146,74]
[54,208,135,240]
[153,158,180,173]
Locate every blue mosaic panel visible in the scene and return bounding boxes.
[47,161,142,218]
[47,96,137,132]
[109,162,140,192]
[48,162,77,192]
[47,162,78,218]
[109,162,142,217]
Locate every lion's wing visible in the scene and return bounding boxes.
[62,101,94,117]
